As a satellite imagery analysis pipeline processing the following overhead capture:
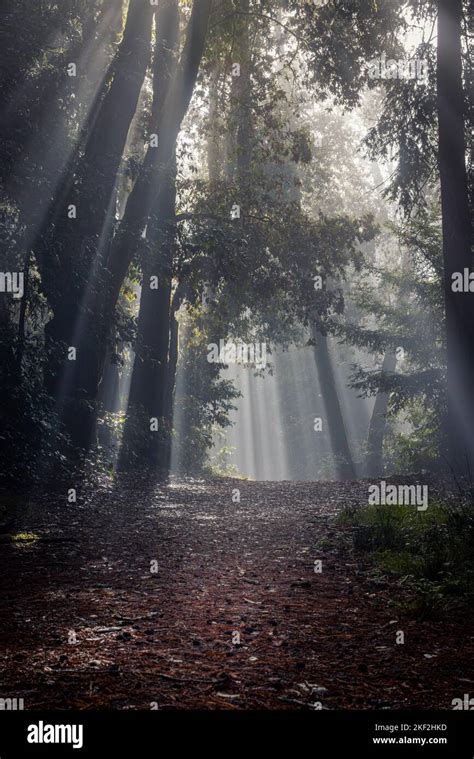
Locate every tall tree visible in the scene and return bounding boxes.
[437,0,473,474]
[311,329,356,480]
[118,0,213,470]
[365,350,397,476]
[39,0,154,448]
[121,0,180,470]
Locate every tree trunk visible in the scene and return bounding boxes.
[118,0,180,472]
[226,0,252,187]
[119,155,177,471]
[234,0,252,188]
[366,351,397,477]
[40,0,154,449]
[162,311,180,472]
[72,0,154,236]
[312,328,356,480]
[117,0,212,473]
[106,0,212,313]
[437,0,474,474]
[40,0,153,303]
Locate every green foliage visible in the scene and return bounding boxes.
[0,332,69,487]
[340,498,474,616]
[205,444,249,479]
[338,207,446,472]
[290,0,406,107]
[173,308,240,474]
[384,402,441,474]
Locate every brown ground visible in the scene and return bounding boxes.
[0,477,472,710]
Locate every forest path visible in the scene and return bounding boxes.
[0,478,472,709]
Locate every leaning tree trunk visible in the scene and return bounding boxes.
[311,328,356,480]
[437,0,474,474]
[366,351,397,477]
[41,0,154,449]
[119,155,177,472]
[116,0,212,473]
[118,0,180,472]
[106,0,213,315]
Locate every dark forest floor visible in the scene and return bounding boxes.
[0,477,473,710]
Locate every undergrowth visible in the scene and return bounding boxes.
[339,497,474,618]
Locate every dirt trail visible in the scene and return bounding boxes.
[0,478,472,709]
